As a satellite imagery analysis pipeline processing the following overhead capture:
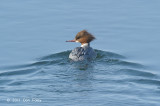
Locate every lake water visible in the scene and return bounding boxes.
[0,0,160,106]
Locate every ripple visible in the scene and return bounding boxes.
[95,50,144,69]
[0,68,37,77]
[129,79,160,86]
[117,69,156,78]
[0,50,146,78]
[39,50,70,61]
[95,49,125,60]
[101,59,144,68]
[0,79,12,85]
[0,49,158,105]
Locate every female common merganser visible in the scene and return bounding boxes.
[66,30,97,61]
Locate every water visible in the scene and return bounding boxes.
[0,0,160,106]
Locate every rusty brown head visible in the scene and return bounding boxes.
[66,30,95,45]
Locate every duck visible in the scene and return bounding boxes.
[66,30,97,61]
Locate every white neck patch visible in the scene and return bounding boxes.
[76,40,79,43]
[81,43,89,48]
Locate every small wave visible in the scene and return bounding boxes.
[0,49,159,106]
[39,50,70,61]
[0,50,153,85]
[116,69,156,78]
[129,79,160,86]
[0,50,143,71]
[0,68,37,77]
[0,50,146,79]
[95,49,125,60]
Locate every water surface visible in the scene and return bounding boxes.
[0,0,160,106]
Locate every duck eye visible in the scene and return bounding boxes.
[76,36,80,40]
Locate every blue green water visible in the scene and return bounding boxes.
[0,0,160,106]
[1,50,159,106]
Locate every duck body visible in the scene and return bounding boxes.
[69,43,97,61]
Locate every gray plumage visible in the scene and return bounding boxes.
[69,46,97,61]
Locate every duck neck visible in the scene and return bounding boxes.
[81,43,90,48]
